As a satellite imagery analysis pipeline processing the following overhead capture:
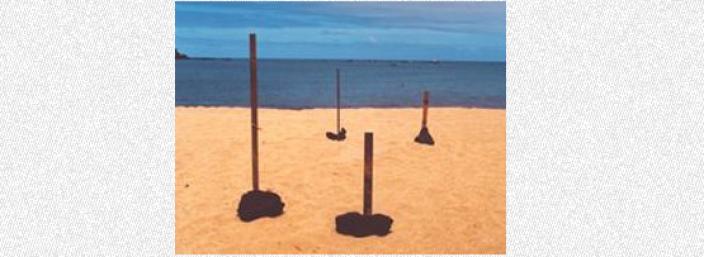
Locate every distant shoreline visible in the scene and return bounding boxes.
[174,104,506,110]
[177,57,506,64]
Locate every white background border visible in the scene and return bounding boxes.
[1,1,703,256]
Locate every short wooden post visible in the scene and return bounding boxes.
[363,132,373,216]
[336,69,341,134]
[249,33,259,191]
[421,91,429,127]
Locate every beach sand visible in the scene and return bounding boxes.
[175,107,505,254]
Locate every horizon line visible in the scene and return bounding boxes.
[178,56,506,63]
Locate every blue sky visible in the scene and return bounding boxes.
[176,2,505,61]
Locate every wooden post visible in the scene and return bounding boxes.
[421,91,429,127]
[249,33,259,191]
[336,69,341,133]
[363,132,373,216]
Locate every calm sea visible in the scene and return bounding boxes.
[176,59,505,108]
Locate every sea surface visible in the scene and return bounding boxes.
[176,59,505,108]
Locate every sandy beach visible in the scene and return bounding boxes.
[175,107,505,254]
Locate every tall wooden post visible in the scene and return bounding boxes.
[336,69,341,133]
[363,132,373,216]
[421,91,429,127]
[249,33,259,191]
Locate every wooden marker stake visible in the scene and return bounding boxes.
[325,69,346,141]
[363,132,373,216]
[237,33,284,223]
[335,132,392,236]
[422,91,429,127]
[414,90,435,145]
[336,69,341,134]
[249,33,259,191]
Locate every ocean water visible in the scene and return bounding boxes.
[176,59,505,108]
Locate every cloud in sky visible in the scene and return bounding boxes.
[176,2,505,61]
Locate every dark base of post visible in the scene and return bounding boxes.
[237,190,285,222]
[325,127,347,141]
[335,212,393,237]
[414,126,435,145]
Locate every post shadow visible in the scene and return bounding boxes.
[236,33,285,222]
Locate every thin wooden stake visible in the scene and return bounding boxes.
[363,132,373,216]
[336,69,341,133]
[249,33,259,191]
[421,91,429,127]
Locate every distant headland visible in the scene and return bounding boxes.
[176,49,188,60]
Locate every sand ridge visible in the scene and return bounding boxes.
[176,107,505,254]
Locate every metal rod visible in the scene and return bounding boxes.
[335,69,340,135]
[363,132,373,215]
[249,33,259,191]
[422,91,429,127]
